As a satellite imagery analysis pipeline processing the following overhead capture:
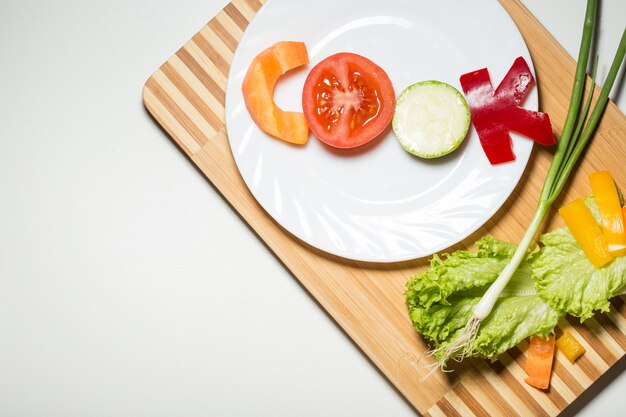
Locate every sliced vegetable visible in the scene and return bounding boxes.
[589,170,626,255]
[559,198,614,268]
[459,56,554,164]
[302,52,395,149]
[392,81,470,159]
[242,41,309,144]
[524,335,555,390]
[556,331,586,363]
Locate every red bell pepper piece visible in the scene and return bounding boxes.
[460,57,555,165]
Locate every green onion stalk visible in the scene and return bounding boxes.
[435,0,626,365]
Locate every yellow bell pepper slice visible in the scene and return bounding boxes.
[589,170,626,256]
[556,331,586,363]
[559,198,614,268]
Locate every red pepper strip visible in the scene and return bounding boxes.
[460,57,555,164]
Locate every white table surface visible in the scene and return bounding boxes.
[1,0,624,416]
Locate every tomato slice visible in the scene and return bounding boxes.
[302,52,395,149]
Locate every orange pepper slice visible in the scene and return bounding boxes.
[589,171,626,256]
[559,198,614,268]
[242,41,309,145]
[524,335,555,390]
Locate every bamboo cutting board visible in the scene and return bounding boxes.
[142,0,626,415]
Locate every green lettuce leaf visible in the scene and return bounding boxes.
[408,295,478,345]
[405,237,559,361]
[409,294,559,361]
[473,296,559,358]
[405,236,516,309]
[534,227,626,321]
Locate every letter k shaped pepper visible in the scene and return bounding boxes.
[460,57,555,164]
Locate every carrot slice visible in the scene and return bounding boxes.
[559,198,614,268]
[242,41,309,145]
[524,335,555,390]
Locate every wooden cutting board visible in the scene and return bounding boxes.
[142,0,626,415]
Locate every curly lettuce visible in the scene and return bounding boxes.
[534,227,626,321]
[405,237,559,361]
[405,237,516,309]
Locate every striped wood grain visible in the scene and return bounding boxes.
[142,0,626,415]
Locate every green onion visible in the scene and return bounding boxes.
[436,0,626,365]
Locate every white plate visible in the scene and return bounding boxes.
[225,0,535,262]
